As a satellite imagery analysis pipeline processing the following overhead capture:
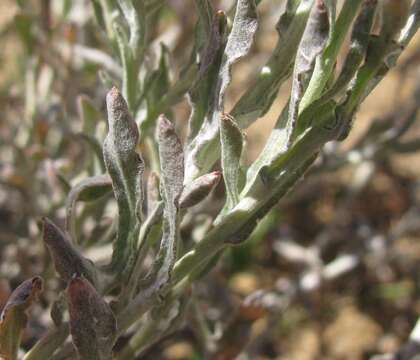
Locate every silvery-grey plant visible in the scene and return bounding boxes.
[1,0,419,359]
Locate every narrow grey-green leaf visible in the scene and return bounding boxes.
[117,0,145,57]
[231,0,314,127]
[66,276,117,360]
[185,0,257,181]
[143,44,171,130]
[103,87,144,273]
[218,0,258,109]
[154,115,184,292]
[179,171,221,209]
[220,114,244,210]
[0,277,43,360]
[42,218,100,288]
[65,175,112,242]
[114,23,137,112]
[296,0,377,135]
[287,0,330,143]
[186,7,225,142]
[242,102,290,197]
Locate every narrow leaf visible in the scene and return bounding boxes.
[153,115,184,292]
[66,276,117,360]
[185,0,258,181]
[0,277,43,360]
[287,0,330,143]
[103,87,144,273]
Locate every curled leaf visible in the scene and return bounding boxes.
[65,174,112,241]
[179,171,221,208]
[66,276,117,360]
[0,277,43,360]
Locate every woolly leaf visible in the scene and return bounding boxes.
[185,0,258,181]
[42,217,99,287]
[287,0,330,144]
[66,277,116,360]
[220,114,244,210]
[154,115,184,292]
[179,171,221,208]
[103,87,144,273]
[0,277,43,360]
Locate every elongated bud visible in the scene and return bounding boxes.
[381,0,411,41]
[106,86,138,147]
[42,218,98,286]
[179,171,221,208]
[66,276,116,360]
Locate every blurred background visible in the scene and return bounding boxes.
[0,0,419,359]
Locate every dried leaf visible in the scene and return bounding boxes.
[42,217,99,287]
[65,175,112,242]
[179,171,221,208]
[66,276,117,360]
[0,277,43,360]
[103,87,144,273]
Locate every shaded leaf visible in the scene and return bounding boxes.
[0,277,43,360]
[66,277,117,360]
[103,87,144,273]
